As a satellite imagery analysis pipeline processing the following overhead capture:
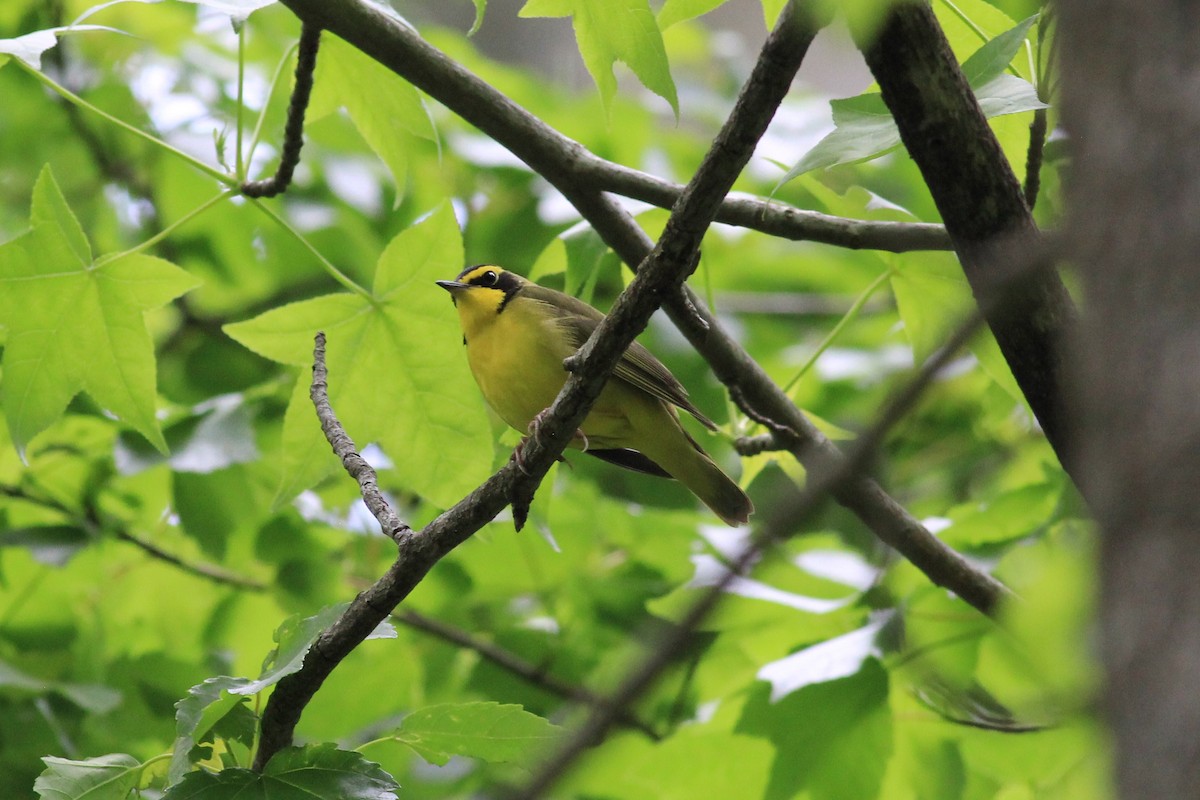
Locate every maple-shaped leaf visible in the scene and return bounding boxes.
[224,203,494,510]
[0,166,199,457]
[521,0,679,118]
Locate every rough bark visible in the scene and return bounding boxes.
[1059,2,1200,797]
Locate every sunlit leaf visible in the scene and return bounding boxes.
[939,480,1062,548]
[520,0,679,117]
[224,204,494,508]
[393,702,563,766]
[658,0,728,30]
[0,167,198,457]
[311,35,438,205]
[168,676,254,785]
[738,662,892,800]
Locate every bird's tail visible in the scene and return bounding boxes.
[646,422,754,527]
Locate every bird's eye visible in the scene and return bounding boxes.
[481,270,498,286]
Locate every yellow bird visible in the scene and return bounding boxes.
[437,265,753,526]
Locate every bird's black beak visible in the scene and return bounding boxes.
[436,280,468,292]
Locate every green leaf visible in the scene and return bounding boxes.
[975,74,1048,118]
[563,729,773,800]
[888,252,971,364]
[162,744,398,800]
[230,603,396,697]
[520,0,679,117]
[169,676,254,785]
[393,701,563,766]
[940,481,1062,548]
[760,0,787,28]
[737,661,893,800]
[34,754,141,800]
[779,22,1045,182]
[0,166,198,457]
[311,35,438,205]
[658,0,728,30]
[224,204,494,509]
[468,0,487,35]
[776,94,900,181]
[757,616,888,701]
[961,14,1039,86]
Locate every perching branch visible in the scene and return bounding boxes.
[394,610,660,740]
[253,0,823,769]
[240,23,320,198]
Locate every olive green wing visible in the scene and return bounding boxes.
[523,285,718,431]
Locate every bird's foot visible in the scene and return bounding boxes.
[511,410,586,474]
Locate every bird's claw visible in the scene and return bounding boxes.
[511,410,586,473]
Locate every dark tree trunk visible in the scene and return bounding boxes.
[1059,2,1200,797]
[855,2,1079,485]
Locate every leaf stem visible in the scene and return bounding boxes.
[20,62,233,187]
[95,190,237,267]
[782,266,895,394]
[245,198,371,297]
[236,25,246,180]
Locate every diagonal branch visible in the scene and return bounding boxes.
[253,0,823,770]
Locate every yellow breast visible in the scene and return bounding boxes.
[454,293,647,448]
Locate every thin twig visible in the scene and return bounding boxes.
[114,531,268,591]
[310,331,412,542]
[241,23,321,198]
[0,483,267,591]
[394,609,660,740]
